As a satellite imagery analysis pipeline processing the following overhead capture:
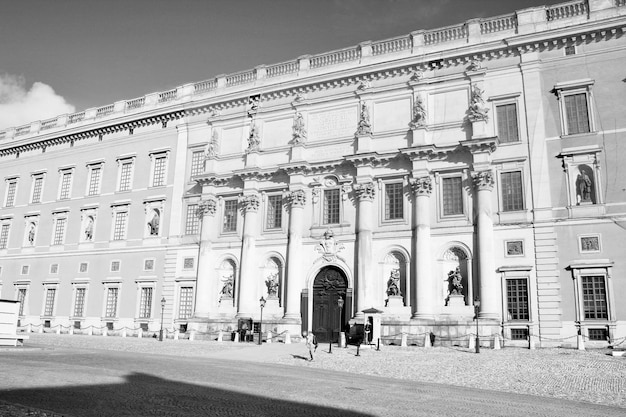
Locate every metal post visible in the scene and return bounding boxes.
[258,297,266,345]
[474,298,480,353]
[159,297,166,342]
[338,298,344,349]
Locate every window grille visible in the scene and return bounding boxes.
[178,286,194,319]
[588,328,608,341]
[105,288,119,318]
[183,258,194,269]
[110,261,120,272]
[119,162,133,191]
[32,177,43,203]
[501,171,524,212]
[88,167,101,196]
[5,181,17,207]
[442,177,463,216]
[266,195,283,229]
[44,288,56,316]
[582,275,608,319]
[190,151,205,177]
[564,93,590,135]
[113,212,128,240]
[0,224,10,249]
[384,183,403,220]
[506,279,529,320]
[496,103,519,143]
[152,156,167,187]
[185,204,200,235]
[139,287,153,319]
[510,328,529,340]
[53,218,66,245]
[223,200,238,232]
[74,288,86,317]
[323,189,340,224]
[59,172,72,199]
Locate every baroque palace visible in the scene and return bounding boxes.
[1,0,625,348]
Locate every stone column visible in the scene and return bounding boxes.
[473,170,500,319]
[193,198,217,318]
[354,182,376,314]
[237,194,260,318]
[411,176,435,319]
[284,190,306,322]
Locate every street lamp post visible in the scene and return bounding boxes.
[159,297,166,342]
[474,298,481,353]
[337,298,344,348]
[258,297,266,345]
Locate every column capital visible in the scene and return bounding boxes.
[410,176,433,196]
[472,170,494,191]
[287,189,306,207]
[354,182,376,201]
[197,198,217,216]
[239,194,260,212]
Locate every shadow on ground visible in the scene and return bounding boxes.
[0,372,373,417]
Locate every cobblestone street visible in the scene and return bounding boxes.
[0,334,623,416]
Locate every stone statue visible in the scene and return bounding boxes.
[448,267,463,295]
[576,167,592,204]
[148,211,160,235]
[355,103,372,136]
[292,112,307,143]
[410,96,426,128]
[316,229,345,262]
[468,84,489,122]
[247,124,260,152]
[85,217,94,241]
[206,130,219,159]
[27,224,36,245]
[221,276,234,298]
[265,273,279,297]
[386,269,402,297]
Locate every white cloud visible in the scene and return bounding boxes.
[0,74,75,131]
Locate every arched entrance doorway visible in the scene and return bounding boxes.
[312,266,348,343]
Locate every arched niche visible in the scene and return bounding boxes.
[217,258,237,306]
[440,245,473,306]
[262,256,284,306]
[382,251,408,307]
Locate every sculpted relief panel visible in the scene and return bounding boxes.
[308,106,358,142]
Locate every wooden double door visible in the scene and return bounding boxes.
[312,266,349,343]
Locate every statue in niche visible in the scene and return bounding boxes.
[410,96,426,128]
[386,269,402,297]
[148,210,160,236]
[220,275,234,298]
[84,217,94,241]
[575,166,593,204]
[355,103,372,136]
[292,112,307,144]
[27,223,36,245]
[468,84,489,122]
[247,124,260,152]
[447,267,464,295]
[265,273,279,298]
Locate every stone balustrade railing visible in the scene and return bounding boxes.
[1,0,623,141]
[547,0,588,20]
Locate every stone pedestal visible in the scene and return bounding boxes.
[447,294,465,308]
[386,296,404,308]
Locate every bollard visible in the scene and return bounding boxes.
[339,332,346,348]
[529,334,536,350]
[468,334,475,350]
[577,334,585,351]
[174,330,180,340]
[284,331,291,344]
[266,331,272,344]
[102,327,108,337]
[217,330,222,342]
[400,333,407,347]
[234,332,240,343]
[88,326,93,336]
[356,343,361,357]
[28,323,33,333]
[121,328,127,338]
[138,329,143,338]
[69,326,74,335]
[189,331,196,341]
[424,333,431,348]
[39,325,44,334]
[493,333,501,350]
[56,326,61,335]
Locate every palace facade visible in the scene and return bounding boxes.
[1,0,625,347]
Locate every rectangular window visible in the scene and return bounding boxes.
[564,93,590,135]
[506,279,529,321]
[190,151,205,177]
[44,288,56,316]
[17,288,27,315]
[442,177,463,216]
[79,262,88,273]
[496,103,519,143]
[88,167,101,196]
[582,275,608,319]
[53,218,66,245]
[323,189,340,225]
[50,264,59,274]
[5,180,17,207]
[183,258,194,270]
[113,212,128,240]
[185,204,200,235]
[32,176,43,203]
[178,286,194,319]
[139,287,153,319]
[510,328,529,340]
[105,288,119,318]
[384,183,403,220]
[588,328,608,341]
[110,261,120,272]
[144,259,155,271]
[266,195,283,229]
[222,200,238,232]
[119,162,133,191]
[501,171,524,212]
[59,172,72,200]
[0,224,10,249]
[152,156,167,187]
[74,288,86,317]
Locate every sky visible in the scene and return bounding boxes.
[0,0,567,130]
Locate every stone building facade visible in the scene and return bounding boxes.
[1,0,625,347]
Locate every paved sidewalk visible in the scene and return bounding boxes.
[5,333,626,409]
